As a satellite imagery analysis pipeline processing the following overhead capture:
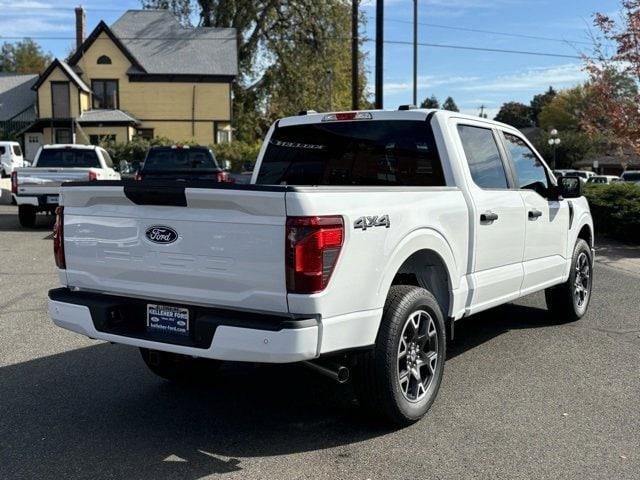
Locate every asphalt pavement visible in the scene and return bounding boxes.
[0,204,638,480]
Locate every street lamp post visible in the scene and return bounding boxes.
[548,128,561,169]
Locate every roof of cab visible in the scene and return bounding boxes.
[277,108,517,132]
[42,144,100,150]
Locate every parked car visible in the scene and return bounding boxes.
[0,141,25,177]
[620,170,640,184]
[47,109,593,426]
[586,175,619,185]
[11,144,120,227]
[554,169,594,184]
[136,145,230,182]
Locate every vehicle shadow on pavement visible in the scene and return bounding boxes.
[0,344,380,479]
[0,211,55,233]
[0,302,554,480]
[448,302,553,360]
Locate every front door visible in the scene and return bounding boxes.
[25,133,43,162]
[500,131,569,294]
[51,82,70,118]
[455,122,526,314]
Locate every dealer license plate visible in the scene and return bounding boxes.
[146,304,189,336]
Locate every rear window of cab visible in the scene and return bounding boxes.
[256,120,445,186]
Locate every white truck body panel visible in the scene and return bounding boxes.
[62,186,289,313]
[48,109,594,363]
[13,144,120,209]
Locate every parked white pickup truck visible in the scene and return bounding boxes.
[11,144,120,227]
[47,109,594,426]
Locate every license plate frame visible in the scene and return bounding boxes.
[146,304,190,337]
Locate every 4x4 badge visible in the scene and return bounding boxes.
[354,215,390,230]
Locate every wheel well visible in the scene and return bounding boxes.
[390,249,451,317]
[578,224,593,248]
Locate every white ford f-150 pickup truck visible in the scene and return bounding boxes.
[12,144,120,227]
[48,109,593,426]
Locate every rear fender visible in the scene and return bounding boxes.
[377,228,460,315]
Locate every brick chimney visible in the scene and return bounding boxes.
[75,6,86,51]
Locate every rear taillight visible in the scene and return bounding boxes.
[216,171,232,183]
[286,216,344,294]
[10,171,18,194]
[88,170,98,181]
[53,206,66,269]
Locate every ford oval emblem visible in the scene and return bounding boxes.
[145,226,178,244]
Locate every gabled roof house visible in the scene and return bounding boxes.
[23,8,237,159]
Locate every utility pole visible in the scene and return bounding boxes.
[479,105,486,118]
[412,0,418,106]
[351,0,359,110]
[375,0,384,109]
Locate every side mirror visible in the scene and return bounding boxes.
[559,175,583,199]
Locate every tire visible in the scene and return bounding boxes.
[18,205,36,228]
[139,348,221,384]
[545,238,593,322]
[356,285,446,427]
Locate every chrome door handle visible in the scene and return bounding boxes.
[528,209,543,219]
[480,211,499,223]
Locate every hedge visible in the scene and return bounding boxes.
[100,136,263,173]
[584,183,640,243]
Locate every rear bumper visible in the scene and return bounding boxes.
[14,194,58,208]
[48,288,319,363]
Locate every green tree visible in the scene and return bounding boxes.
[494,102,532,128]
[530,86,556,126]
[442,96,459,112]
[142,0,369,142]
[538,86,589,132]
[0,39,52,74]
[419,95,439,109]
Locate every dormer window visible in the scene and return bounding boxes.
[97,55,112,65]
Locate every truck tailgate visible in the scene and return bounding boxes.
[17,168,92,195]
[61,183,288,313]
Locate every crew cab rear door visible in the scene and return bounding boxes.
[498,130,569,294]
[61,182,289,313]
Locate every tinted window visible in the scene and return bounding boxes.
[13,145,22,156]
[457,125,508,189]
[257,120,444,186]
[36,149,100,168]
[100,149,114,168]
[504,133,548,191]
[142,148,219,171]
[622,172,640,181]
[0,146,5,155]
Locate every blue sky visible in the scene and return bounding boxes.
[0,0,621,118]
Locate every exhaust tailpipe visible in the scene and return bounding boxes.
[303,361,349,384]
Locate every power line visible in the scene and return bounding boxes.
[374,16,594,47]
[0,4,594,47]
[0,34,582,60]
[372,39,582,60]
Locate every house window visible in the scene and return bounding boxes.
[89,134,116,145]
[136,128,154,140]
[97,55,112,65]
[92,80,118,109]
[216,129,231,144]
[54,128,73,144]
[51,82,70,118]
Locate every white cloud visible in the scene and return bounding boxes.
[460,63,586,93]
[385,74,479,94]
